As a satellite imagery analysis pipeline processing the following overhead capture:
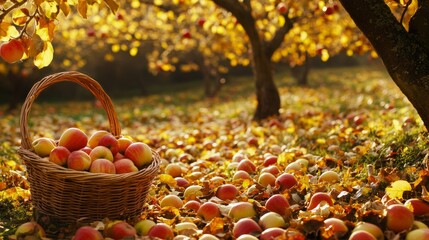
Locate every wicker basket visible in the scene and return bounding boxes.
[18,71,160,223]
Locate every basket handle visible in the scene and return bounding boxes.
[20,71,121,151]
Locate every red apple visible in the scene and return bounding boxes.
[125,142,153,169]
[105,221,136,240]
[323,6,334,15]
[406,229,429,240]
[182,30,191,39]
[197,202,221,221]
[117,137,133,154]
[307,192,334,210]
[275,173,298,190]
[386,204,414,233]
[259,212,287,229]
[265,194,290,216]
[32,137,56,157]
[67,150,91,171]
[216,184,239,201]
[183,200,201,212]
[90,145,114,162]
[232,218,262,238]
[349,230,377,240]
[263,155,278,166]
[324,217,348,237]
[87,28,96,37]
[114,158,138,173]
[134,219,155,236]
[88,130,109,149]
[260,227,286,240]
[276,3,287,14]
[261,165,280,175]
[237,159,256,173]
[98,134,119,156]
[160,194,183,208]
[228,202,257,221]
[14,221,45,239]
[59,127,88,151]
[81,146,92,155]
[405,198,429,216]
[73,226,103,240]
[175,177,190,187]
[49,146,70,166]
[147,223,174,240]
[352,222,384,240]
[197,18,206,27]
[90,158,116,174]
[0,39,25,63]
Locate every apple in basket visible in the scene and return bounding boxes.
[90,158,116,174]
[49,146,70,166]
[59,127,88,151]
[67,150,92,171]
[125,142,153,169]
[32,137,56,157]
[114,158,139,173]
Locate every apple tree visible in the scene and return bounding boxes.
[338,0,429,130]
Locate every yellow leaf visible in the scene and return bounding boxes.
[386,180,412,199]
[104,0,119,14]
[59,0,71,16]
[159,174,176,187]
[34,41,54,69]
[0,22,19,41]
[129,47,138,56]
[78,0,88,18]
[12,8,29,26]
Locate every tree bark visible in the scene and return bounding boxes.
[339,0,429,130]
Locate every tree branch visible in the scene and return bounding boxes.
[408,0,429,50]
[265,13,295,58]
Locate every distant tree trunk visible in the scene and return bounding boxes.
[6,71,24,112]
[291,54,310,86]
[339,0,429,130]
[212,0,294,120]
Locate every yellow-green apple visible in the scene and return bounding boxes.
[183,185,203,200]
[134,219,156,236]
[258,172,276,187]
[352,222,384,240]
[349,230,377,240]
[49,146,70,166]
[183,200,201,212]
[216,183,239,201]
[105,221,136,240]
[406,229,429,240]
[0,39,25,63]
[165,163,183,177]
[386,204,414,233]
[413,220,429,229]
[275,173,298,190]
[200,234,220,240]
[90,158,116,174]
[265,194,290,216]
[14,221,45,239]
[73,226,103,240]
[90,146,114,162]
[117,137,133,154]
[98,134,119,156]
[405,198,429,216]
[307,192,334,210]
[197,202,221,221]
[59,127,88,151]
[88,130,109,148]
[160,194,183,208]
[318,170,340,184]
[67,150,91,171]
[236,234,258,240]
[324,217,348,237]
[174,222,198,236]
[147,223,174,240]
[32,137,56,157]
[232,218,262,238]
[236,159,256,173]
[258,212,287,229]
[260,227,286,240]
[228,202,257,221]
[125,142,153,169]
[114,158,138,174]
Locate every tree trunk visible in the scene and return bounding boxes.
[339,0,429,130]
[291,56,310,86]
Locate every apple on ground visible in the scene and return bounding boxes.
[90,145,114,162]
[165,163,183,177]
[405,198,429,216]
[216,183,239,201]
[67,150,91,171]
[324,217,348,237]
[114,158,138,173]
[90,158,116,174]
[258,172,276,187]
[183,200,201,212]
[275,173,298,190]
[260,227,286,240]
[88,130,110,148]
[232,170,252,181]
[258,212,287,229]
[236,234,258,240]
[32,137,56,157]
[386,204,414,233]
[236,159,256,173]
[104,221,136,240]
[318,170,340,183]
[263,155,278,166]
[49,146,70,166]
[125,142,153,169]
[175,177,190,187]
[232,218,262,238]
[197,202,221,221]
[174,222,198,236]
[134,219,156,236]
[228,202,257,221]
[98,134,119,156]
[183,185,203,200]
[200,234,220,240]
[59,127,88,151]
[265,194,290,216]
[0,39,25,63]
[406,229,429,240]
[349,230,377,240]
[14,221,45,239]
[147,223,174,240]
[73,226,103,240]
[307,192,334,210]
[160,194,183,208]
[352,222,384,240]
[260,165,280,175]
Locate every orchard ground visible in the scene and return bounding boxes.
[1,65,429,239]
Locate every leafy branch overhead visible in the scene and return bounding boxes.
[0,0,119,68]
